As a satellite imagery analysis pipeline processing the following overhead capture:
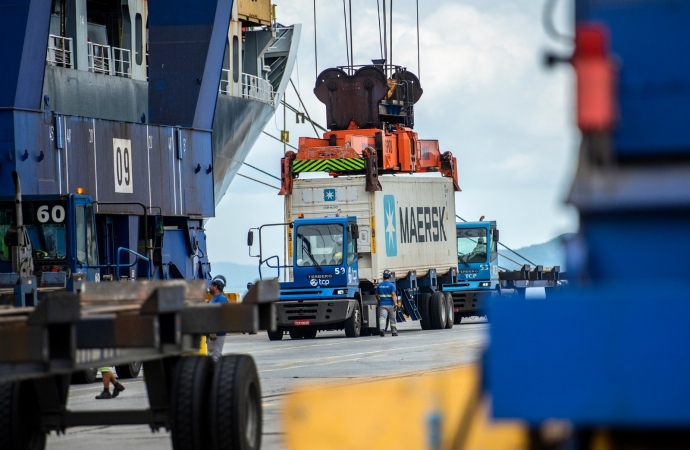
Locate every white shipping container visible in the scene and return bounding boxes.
[286,176,457,282]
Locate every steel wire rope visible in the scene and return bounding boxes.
[348,0,354,68]
[281,100,328,133]
[290,79,320,137]
[313,0,318,78]
[236,173,280,190]
[242,162,281,181]
[262,130,298,150]
[389,0,393,70]
[382,0,387,66]
[455,214,537,266]
[342,0,351,69]
[543,0,573,43]
[376,0,383,59]
[416,0,420,79]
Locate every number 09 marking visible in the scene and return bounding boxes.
[37,205,65,223]
[113,138,133,193]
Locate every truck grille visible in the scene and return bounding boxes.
[284,303,319,320]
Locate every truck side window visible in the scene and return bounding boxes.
[85,205,98,265]
[490,229,498,262]
[76,205,86,264]
[347,225,357,264]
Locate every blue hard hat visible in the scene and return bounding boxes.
[382,269,391,279]
[211,275,226,290]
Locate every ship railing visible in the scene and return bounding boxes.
[242,73,275,105]
[46,34,74,69]
[88,42,111,75]
[219,70,275,106]
[112,47,132,78]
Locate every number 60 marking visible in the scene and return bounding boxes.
[37,205,65,223]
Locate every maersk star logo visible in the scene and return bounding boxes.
[383,195,397,256]
[323,188,336,202]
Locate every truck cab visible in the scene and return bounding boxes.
[0,194,102,304]
[442,221,499,322]
[250,215,366,340]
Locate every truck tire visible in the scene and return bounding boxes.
[454,315,463,325]
[170,356,214,450]
[267,330,283,341]
[418,293,432,330]
[444,292,454,329]
[429,291,447,329]
[210,355,262,450]
[0,380,46,450]
[303,329,317,339]
[115,362,142,379]
[344,302,361,337]
[71,367,97,384]
[289,329,304,339]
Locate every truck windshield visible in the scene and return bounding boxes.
[0,201,68,261]
[295,224,344,267]
[457,228,488,264]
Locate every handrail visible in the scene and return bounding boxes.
[219,70,275,105]
[116,247,151,281]
[46,35,73,69]
[88,42,111,75]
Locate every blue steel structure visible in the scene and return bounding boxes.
[0,0,247,307]
[487,0,690,441]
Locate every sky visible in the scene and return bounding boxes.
[205,0,579,267]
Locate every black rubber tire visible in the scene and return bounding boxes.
[115,362,142,379]
[289,329,304,339]
[344,302,361,337]
[444,292,454,329]
[71,367,97,384]
[454,314,463,325]
[267,330,283,341]
[361,327,372,336]
[0,380,46,450]
[418,293,432,330]
[210,355,262,450]
[170,356,214,450]
[429,291,447,329]
[303,329,318,339]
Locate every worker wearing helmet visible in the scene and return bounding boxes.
[376,269,399,337]
[207,275,228,362]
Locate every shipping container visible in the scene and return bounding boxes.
[286,175,457,282]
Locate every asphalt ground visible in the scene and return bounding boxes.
[46,318,488,450]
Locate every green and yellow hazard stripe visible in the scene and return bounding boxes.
[293,158,366,173]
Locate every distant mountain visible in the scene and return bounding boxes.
[498,234,572,271]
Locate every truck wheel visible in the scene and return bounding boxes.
[71,367,97,384]
[454,314,463,325]
[344,302,361,337]
[170,356,214,450]
[115,362,142,379]
[429,291,447,329]
[267,330,283,341]
[289,329,304,339]
[0,380,46,450]
[210,355,262,450]
[303,329,317,339]
[418,293,432,330]
[444,292,454,329]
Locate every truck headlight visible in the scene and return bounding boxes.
[335,289,348,295]
[479,282,490,287]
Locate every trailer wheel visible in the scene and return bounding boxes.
[289,329,304,339]
[0,380,46,450]
[267,330,283,341]
[418,293,432,330]
[210,355,262,450]
[115,362,142,379]
[344,302,361,337]
[71,367,97,384]
[429,291,447,329]
[444,292,454,329]
[170,356,214,450]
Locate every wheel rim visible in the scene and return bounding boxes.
[245,383,260,447]
[447,297,454,322]
[355,307,361,334]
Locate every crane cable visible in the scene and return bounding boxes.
[348,0,354,68]
[455,214,538,267]
[376,0,383,59]
[342,0,350,68]
[313,0,318,78]
[236,173,279,190]
[416,0,420,80]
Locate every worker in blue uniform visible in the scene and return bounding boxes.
[207,275,228,361]
[376,269,399,337]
